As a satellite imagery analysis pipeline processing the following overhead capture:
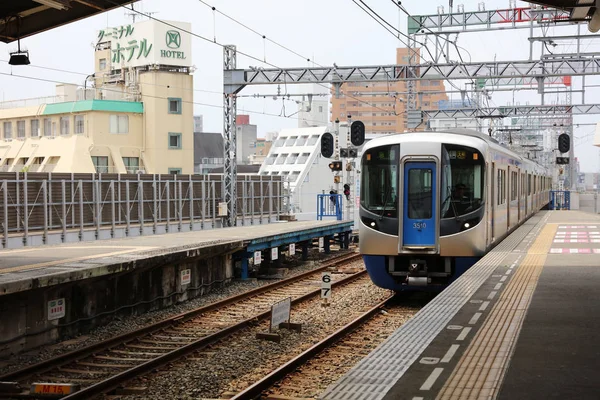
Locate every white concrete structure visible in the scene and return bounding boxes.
[259,124,359,222]
[298,84,329,128]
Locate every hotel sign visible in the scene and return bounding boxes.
[97,20,192,69]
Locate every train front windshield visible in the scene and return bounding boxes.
[361,144,399,218]
[441,144,485,218]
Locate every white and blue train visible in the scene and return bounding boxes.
[359,129,551,291]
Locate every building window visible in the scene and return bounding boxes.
[3,122,12,139]
[319,106,323,112]
[168,168,182,174]
[168,98,182,114]
[74,115,84,134]
[91,156,109,173]
[31,120,40,137]
[109,115,129,134]
[60,116,70,135]
[122,157,139,173]
[99,58,107,71]
[43,118,52,136]
[168,132,182,149]
[17,121,25,138]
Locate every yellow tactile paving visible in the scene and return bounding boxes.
[0,246,156,274]
[436,223,556,400]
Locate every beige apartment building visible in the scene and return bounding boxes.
[0,19,194,174]
[330,48,448,134]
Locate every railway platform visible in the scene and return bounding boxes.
[0,219,352,356]
[322,210,600,400]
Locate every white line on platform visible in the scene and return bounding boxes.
[420,368,444,391]
[500,275,507,282]
[469,312,482,325]
[412,397,424,400]
[488,291,497,300]
[505,269,512,275]
[441,344,460,363]
[494,282,503,290]
[457,327,472,341]
[479,301,490,311]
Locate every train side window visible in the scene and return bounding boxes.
[511,171,517,201]
[497,170,507,205]
[528,174,532,195]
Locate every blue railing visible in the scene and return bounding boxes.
[317,194,343,220]
[550,190,570,210]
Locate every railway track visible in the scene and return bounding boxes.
[227,296,425,400]
[0,252,363,400]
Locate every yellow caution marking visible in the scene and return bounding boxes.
[437,224,556,400]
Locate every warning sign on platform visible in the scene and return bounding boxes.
[319,237,325,252]
[48,298,65,321]
[181,269,191,285]
[271,247,278,260]
[289,243,295,255]
[254,251,262,264]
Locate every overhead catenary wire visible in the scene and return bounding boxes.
[0,71,331,126]
[390,1,481,111]
[352,0,477,113]
[0,59,224,95]
[104,0,393,116]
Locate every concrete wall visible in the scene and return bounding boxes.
[140,70,194,174]
[236,124,258,165]
[0,242,238,357]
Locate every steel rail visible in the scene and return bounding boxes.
[0,252,360,384]
[229,296,395,400]
[0,252,362,398]
[61,264,367,399]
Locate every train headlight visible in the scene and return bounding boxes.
[464,222,470,229]
[370,221,376,228]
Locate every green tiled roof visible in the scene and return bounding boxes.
[43,100,144,115]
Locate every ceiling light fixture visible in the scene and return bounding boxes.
[33,0,69,11]
[8,18,30,66]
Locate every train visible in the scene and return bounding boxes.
[359,129,551,291]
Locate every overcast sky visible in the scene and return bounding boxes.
[1,0,599,171]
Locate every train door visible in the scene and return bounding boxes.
[517,169,521,222]
[507,166,510,230]
[491,162,495,242]
[402,161,436,249]
[485,162,490,245]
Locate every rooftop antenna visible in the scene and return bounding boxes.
[124,2,157,24]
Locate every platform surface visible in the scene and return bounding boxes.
[0,220,351,296]
[322,210,600,400]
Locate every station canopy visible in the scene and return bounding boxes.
[0,0,135,44]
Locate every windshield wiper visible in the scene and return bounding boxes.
[379,186,391,220]
[442,186,460,221]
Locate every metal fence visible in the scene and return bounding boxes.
[550,190,570,210]
[317,194,343,221]
[0,172,284,248]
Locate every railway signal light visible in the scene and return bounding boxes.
[340,148,358,158]
[328,161,342,171]
[350,121,365,146]
[343,184,350,200]
[321,132,334,158]
[558,133,570,153]
[556,157,570,165]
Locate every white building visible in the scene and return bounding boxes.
[259,123,361,223]
[298,84,329,128]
